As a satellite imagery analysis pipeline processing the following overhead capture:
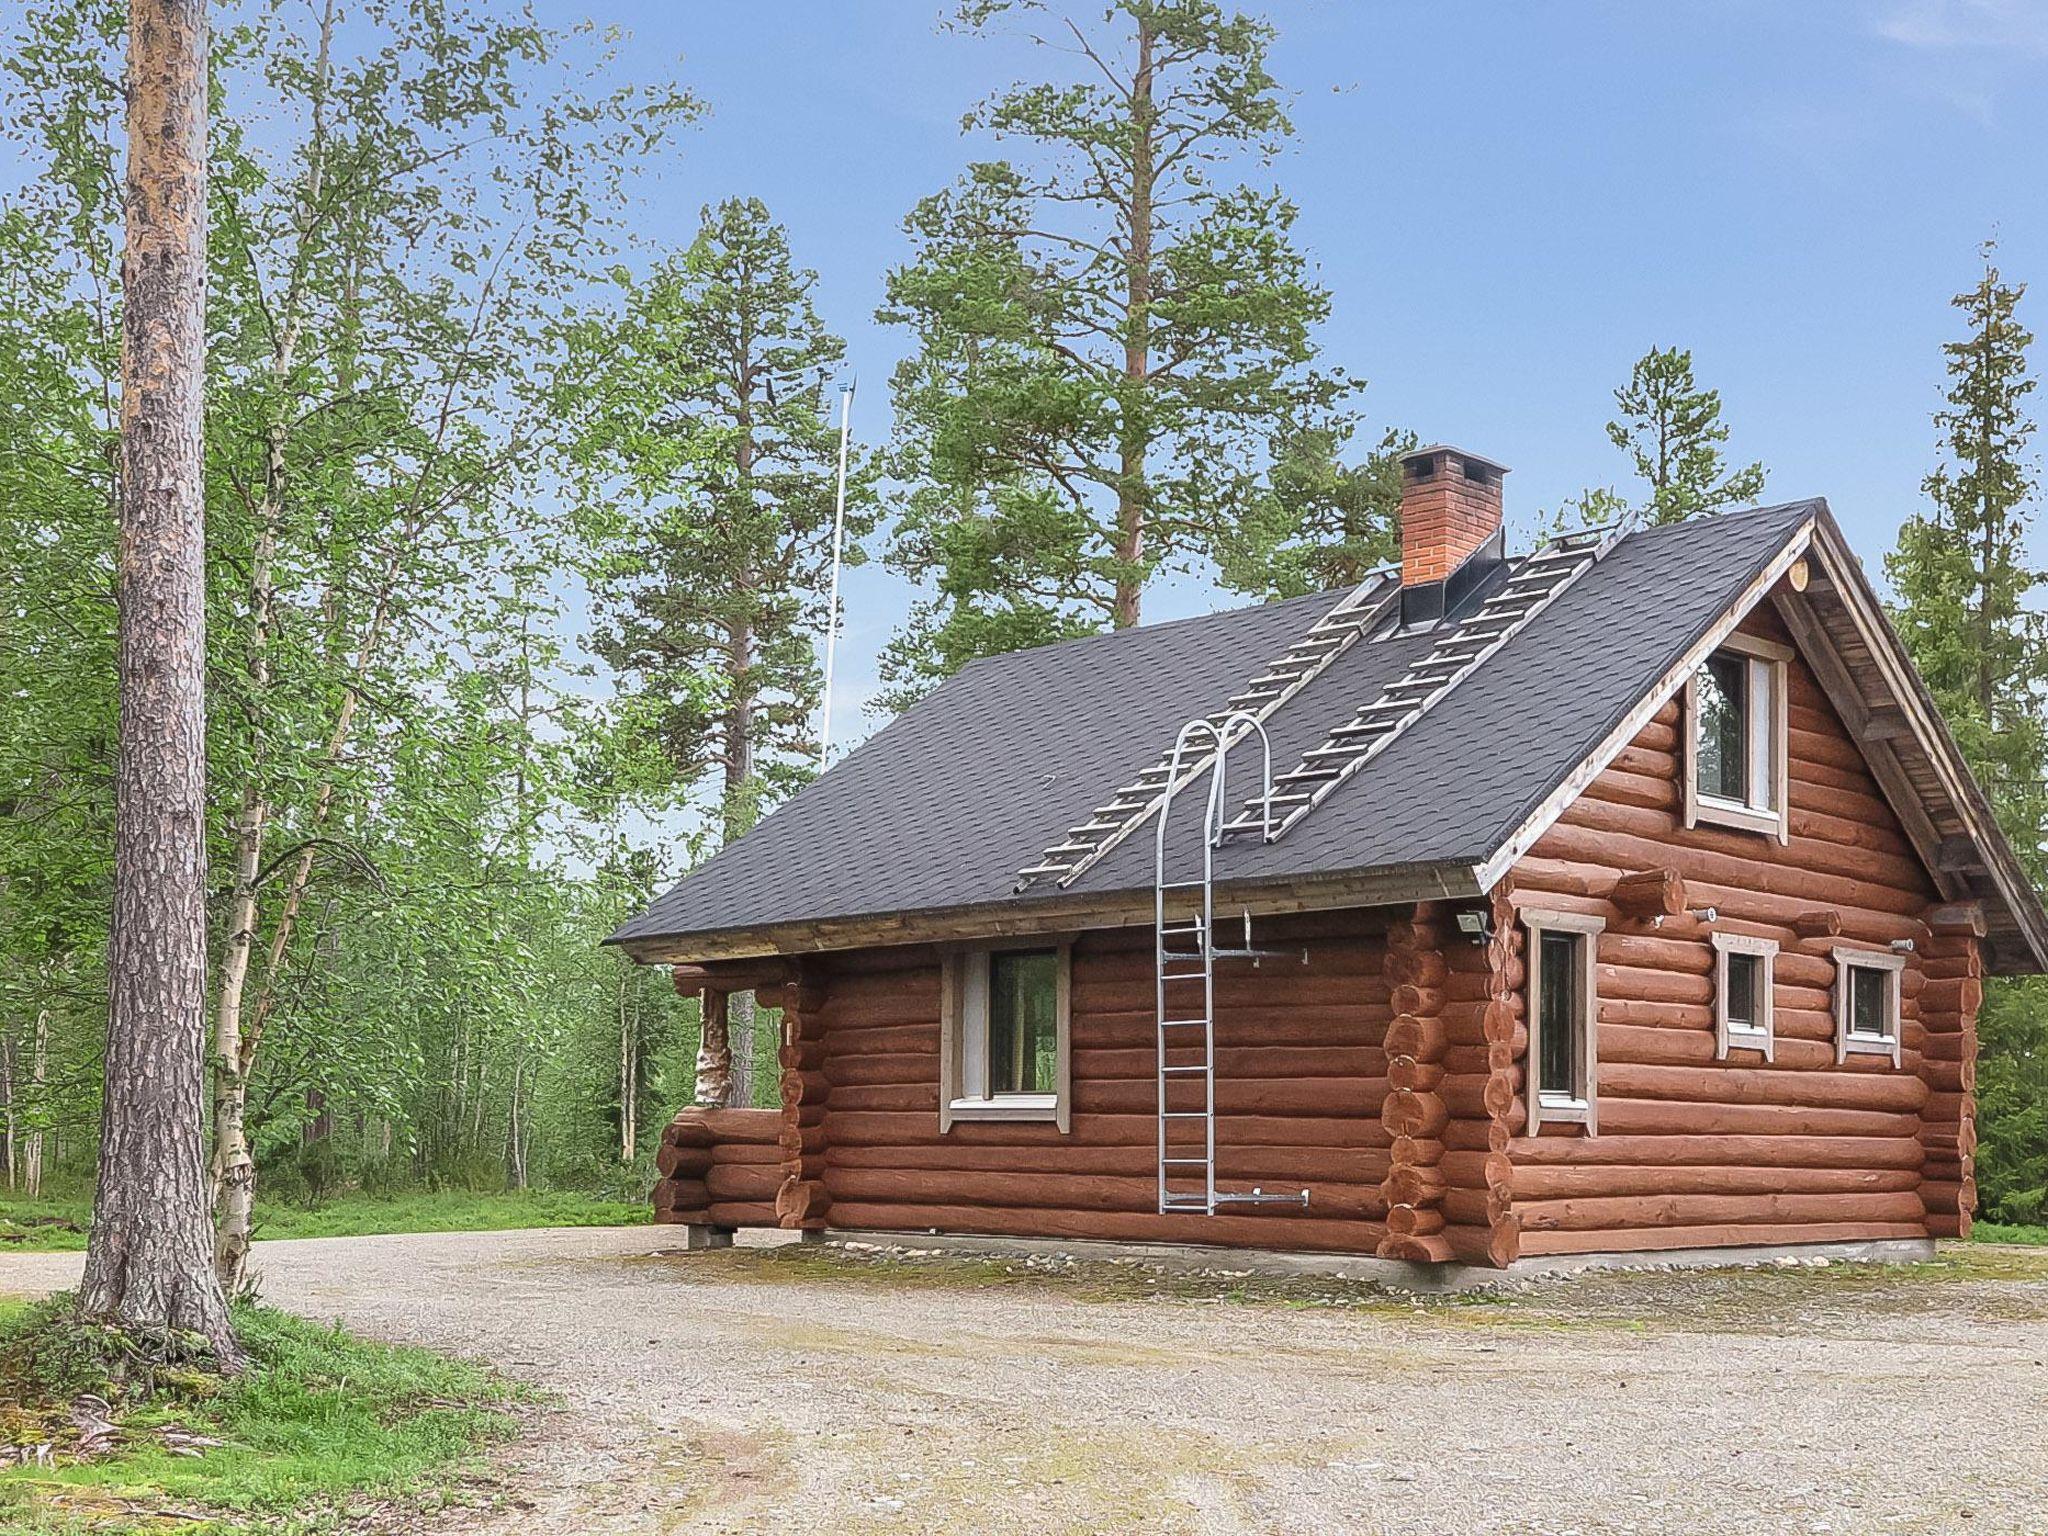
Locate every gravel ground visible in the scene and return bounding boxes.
[3,1227,2045,1535]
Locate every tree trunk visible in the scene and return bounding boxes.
[77,0,237,1357]
[618,965,638,1161]
[694,987,732,1108]
[1,1024,15,1189]
[1112,15,1156,630]
[729,991,756,1107]
[22,1012,46,1199]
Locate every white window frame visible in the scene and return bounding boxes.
[1832,946,1905,1068]
[1711,932,1778,1061]
[939,940,1072,1131]
[1521,909,1604,1135]
[1683,632,1791,843]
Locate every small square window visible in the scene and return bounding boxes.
[1833,948,1904,1067]
[941,945,1071,1129]
[1712,932,1777,1060]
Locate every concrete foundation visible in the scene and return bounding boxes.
[815,1227,1938,1293]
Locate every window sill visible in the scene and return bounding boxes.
[1721,1025,1774,1056]
[1693,796,1785,839]
[947,1095,1060,1123]
[1840,1033,1900,1064]
[1536,1094,1591,1125]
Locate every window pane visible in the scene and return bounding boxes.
[1538,931,1583,1099]
[989,949,1059,1094]
[1727,951,1760,1029]
[1696,652,1748,803]
[1850,967,1891,1039]
[1747,658,1776,811]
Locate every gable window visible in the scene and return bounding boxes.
[940,943,1072,1130]
[1833,947,1905,1067]
[1521,909,1604,1134]
[1711,932,1777,1060]
[1684,633,1790,841]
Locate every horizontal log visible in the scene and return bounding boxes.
[705,1199,780,1228]
[1506,1132,1925,1170]
[1597,1062,1927,1114]
[1510,1164,1921,1200]
[822,1109,1391,1150]
[823,1202,1384,1254]
[820,1167,1381,1219]
[1517,1220,1925,1257]
[1593,1098,1923,1139]
[823,1141,1388,1184]
[1516,1190,1927,1233]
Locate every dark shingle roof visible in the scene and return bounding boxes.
[611,502,1821,952]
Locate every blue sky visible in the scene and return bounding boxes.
[545,0,2048,750]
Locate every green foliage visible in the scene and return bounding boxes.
[0,0,708,1219]
[569,197,878,837]
[1887,242,2048,1223]
[1973,1221,2048,1246]
[0,1298,518,1532]
[0,1185,648,1253]
[875,0,1370,706]
[1553,346,1765,529]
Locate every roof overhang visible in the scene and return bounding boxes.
[610,860,1484,966]
[1475,505,2048,974]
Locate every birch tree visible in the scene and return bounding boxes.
[74,0,237,1356]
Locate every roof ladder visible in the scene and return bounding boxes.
[1153,714,1310,1217]
[1013,571,1401,892]
[1221,516,1639,844]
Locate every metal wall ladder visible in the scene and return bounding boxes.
[1154,713,1311,1217]
[1220,516,1639,844]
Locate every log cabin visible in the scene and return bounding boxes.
[609,443,2048,1275]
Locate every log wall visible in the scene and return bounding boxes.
[1503,601,1976,1257]
[802,909,1394,1254]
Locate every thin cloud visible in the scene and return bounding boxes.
[1876,0,2048,55]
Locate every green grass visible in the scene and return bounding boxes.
[1974,1221,2048,1247]
[0,1296,522,1533]
[0,1186,647,1254]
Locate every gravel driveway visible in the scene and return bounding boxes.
[4,1227,2045,1535]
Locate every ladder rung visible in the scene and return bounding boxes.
[1161,1064,1208,1075]
[1162,1111,1208,1120]
[1161,1157,1209,1166]
[1159,1018,1209,1028]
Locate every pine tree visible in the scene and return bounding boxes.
[876,0,1358,706]
[75,0,237,1358]
[1569,346,1766,527]
[575,198,874,838]
[1887,243,2048,1224]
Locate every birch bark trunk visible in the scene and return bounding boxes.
[77,0,237,1357]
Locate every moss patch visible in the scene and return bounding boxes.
[0,1296,523,1534]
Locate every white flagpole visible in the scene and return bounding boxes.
[819,380,855,770]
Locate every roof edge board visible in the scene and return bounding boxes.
[1802,516,2048,972]
[616,860,1484,966]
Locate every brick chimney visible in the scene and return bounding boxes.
[1399,444,1508,588]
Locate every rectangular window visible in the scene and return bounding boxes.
[1537,931,1584,1100]
[1685,634,1790,840]
[1833,947,1905,1067]
[988,949,1059,1096]
[941,944,1071,1130]
[1696,651,1748,804]
[1712,932,1777,1059]
[1522,909,1603,1133]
